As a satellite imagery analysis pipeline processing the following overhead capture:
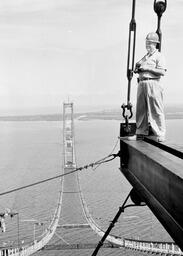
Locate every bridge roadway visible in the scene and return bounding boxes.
[34,104,183,256]
[34,164,150,256]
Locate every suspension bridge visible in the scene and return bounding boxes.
[0,102,182,256]
[0,0,181,254]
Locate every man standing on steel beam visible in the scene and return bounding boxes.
[134,32,167,142]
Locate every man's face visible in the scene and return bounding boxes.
[146,41,156,53]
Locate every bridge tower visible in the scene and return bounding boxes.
[63,102,75,168]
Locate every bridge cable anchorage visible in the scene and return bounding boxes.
[121,0,136,130]
[91,188,146,256]
[0,152,120,198]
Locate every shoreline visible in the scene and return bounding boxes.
[0,114,182,121]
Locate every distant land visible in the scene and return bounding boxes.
[0,104,182,121]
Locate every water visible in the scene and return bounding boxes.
[0,121,61,246]
[0,119,182,251]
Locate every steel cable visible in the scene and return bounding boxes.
[0,152,120,198]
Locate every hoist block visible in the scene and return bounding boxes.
[120,122,136,137]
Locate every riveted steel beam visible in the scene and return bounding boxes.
[119,132,183,251]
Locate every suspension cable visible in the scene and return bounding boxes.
[0,152,120,198]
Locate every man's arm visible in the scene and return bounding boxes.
[139,65,166,76]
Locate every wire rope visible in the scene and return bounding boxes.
[0,152,120,198]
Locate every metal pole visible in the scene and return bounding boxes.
[33,224,36,242]
[153,0,167,52]
[17,213,20,255]
[71,103,74,165]
[126,0,136,104]
[156,16,162,51]
[122,0,136,122]
[91,192,131,256]
[63,103,66,167]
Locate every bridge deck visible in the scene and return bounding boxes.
[34,164,149,256]
[33,103,151,256]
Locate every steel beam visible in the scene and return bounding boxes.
[120,135,183,251]
[57,224,90,229]
[43,243,119,250]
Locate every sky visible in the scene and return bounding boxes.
[0,0,182,115]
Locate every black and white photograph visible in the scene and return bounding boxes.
[0,1,182,255]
